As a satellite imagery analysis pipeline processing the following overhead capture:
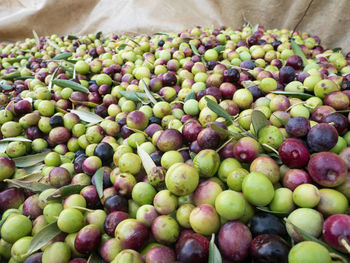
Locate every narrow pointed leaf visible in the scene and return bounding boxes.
[95,32,102,39]
[332,47,342,52]
[285,219,350,261]
[69,99,99,108]
[32,30,40,48]
[16,172,42,182]
[241,80,256,88]
[52,52,72,61]
[214,45,225,53]
[26,222,61,255]
[128,38,140,46]
[251,110,268,135]
[210,123,243,140]
[94,168,104,199]
[190,43,201,56]
[137,143,156,175]
[0,84,13,90]
[256,207,288,216]
[209,234,222,263]
[0,216,9,229]
[15,76,34,80]
[4,179,52,193]
[48,67,60,92]
[117,44,128,50]
[0,71,21,80]
[142,79,158,105]
[154,32,171,36]
[52,79,89,93]
[12,152,49,167]
[23,164,45,174]
[0,142,8,153]
[205,97,233,124]
[47,184,86,200]
[184,92,196,102]
[67,35,78,40]
[7,55,30,64]
[271,91,313,99]
[291,39,308,66]
[119,91,150,102]
[0,137,32,143]
[87,253,102,263]
[46,39,60,50]
[70,109,104,124]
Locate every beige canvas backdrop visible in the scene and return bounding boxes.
[0,0,349,52]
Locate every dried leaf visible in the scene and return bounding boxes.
[52,52,72,61]
[70,109,104,124]
[26,222,61,255]
[137,143,156,175]
[4,179,52,193]
[209,234,222,263]
[271,90,313,99]
[184,92,196,102]
[94,168,104,199]
[0,137,32,143]
[251,110,268,135]
[290,39,308,66]
[52,79,89,93]
[141,79,158,105]
[205,97,233,124]
[12,152,49,168]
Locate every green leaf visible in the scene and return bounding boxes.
[48,67,60,92]
[141,79,157,105]
[0,137,32,143]
[26,222,61,255]
[23,164,45,174]
[128,38,140,46]
[16,172,43,182]
[94,168,104,199]
[46,184,86,200]
[285,219,350,262]
[12,152,49,168]
[117,44,128,50]
[70,109,104,124]
[154,32,171,36]
[332,47,342,52]
[67,35,78,40]
[241,80,256,88]
[4,179,52,193]
[52,79,89,93]
[0,84,12,90]
[209,234,222,263]
[95,31,102,39]
[271,90,313,99]
[7,55,30,64]
[251,110,268,135]
[87,253,102,263]
[119,90,150,102]
[69,99,99,108]
[291,38,308,66]
[256,207,288,216]
[184,92,196,102]
[32,30,40,48]
[15,76,34,80]
[210,123,243,140]
[52,52,72,61]
[205,97,233,124]
[190,43,201,56]
[0,71,21,80]
[214,45,225,54]
[137,143,156,175]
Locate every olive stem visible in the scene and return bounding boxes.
[177,147,189,152]
[262,144,280,156]
[329,253,348,263]
[71,206,94,213]
[340,238,350,254]
[216,137,234,153]
[285,102,305,112]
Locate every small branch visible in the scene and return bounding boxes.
[340,238,350,254]
[291,0,315,36]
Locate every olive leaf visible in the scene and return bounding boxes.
[119,90,150,102]
[256,207,288,216]
[23,164,45,174]
[205,97,233,125]
[251,110,268,135]
[336,109,350,113]
[52,79,89,93]
[271,91,313,99]
[46,39,60,50]
[12,152,49,168]
[213,45,225,54]
[0,71,21,80]
[4,179,52,193]
[0,216,9,229]
[46,184,86,200]
[95,31,102,39]
[184,92,196,102]
[87,253,102,263]
[0,142,8,153]
[48,67,60,92]
[67,35,78,40]
[94,167,104,199]
[209,234,222,263]
[32,30,40,48]
[141,79,158,105]
[128,38,140,46]
[16,172,43,182]
[137,143,157,175]
[241,80,257,88]
[7,55,31,64]
[210,123,243,140]
[190,43,201,56]
[70,109,104,124]
[154,32,171,36]
[25,222,61,256]
[117,44,128,50]
[0,83,12,90]
[332,47,342,52]
[284,218,350,262]
[69,99,99,108]
[290,39,308,66]
[52,52,72,61]
[0,137,32,143]
[15,76,34,80]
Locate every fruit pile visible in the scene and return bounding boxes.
[0,25,350,263]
